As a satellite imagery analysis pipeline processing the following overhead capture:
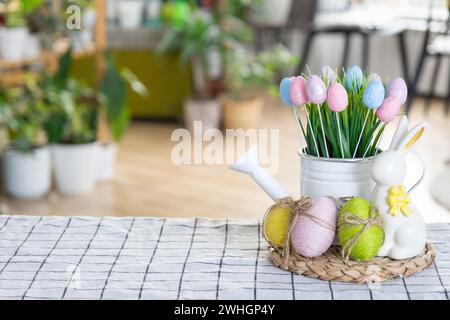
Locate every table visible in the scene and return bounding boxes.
[0,215,449,300]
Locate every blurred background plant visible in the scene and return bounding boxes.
[222,44,298,129]
[225,44,298,100]
[31,48,147,145]
[0,83,48,152]
[2,0,44,27]
[158,1,252,99]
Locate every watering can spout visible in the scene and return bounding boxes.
[229,144,291,202]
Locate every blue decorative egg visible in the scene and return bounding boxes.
[345,65,364,93]
[363,80,385,109]
[279,77,294,107]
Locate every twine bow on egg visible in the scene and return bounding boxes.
[338,207,383,260]
[388,185,412,217]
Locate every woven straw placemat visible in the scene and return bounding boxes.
[268,242,436,284]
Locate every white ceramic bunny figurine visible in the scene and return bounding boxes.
[370,115,427,260]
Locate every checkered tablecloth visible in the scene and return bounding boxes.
[0,215,449,300]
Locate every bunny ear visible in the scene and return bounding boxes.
[395,122,427,153]
[389,115,409,150]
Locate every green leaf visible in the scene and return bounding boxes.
[100,58,128,141]
[110,106,130,142]
[53,47,73,90]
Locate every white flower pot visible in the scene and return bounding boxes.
[96,143,118,182]
[117,0,144,30]
[52,142,99,195]
[184,98,221,133]
[299,151,376,199]
[0,27,28,61]
[251,0,292,26]
[1,147,51,199]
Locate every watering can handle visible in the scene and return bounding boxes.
[407,151,425,193]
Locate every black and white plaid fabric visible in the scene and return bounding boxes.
[0,215,449,300]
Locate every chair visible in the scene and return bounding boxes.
[251,1,409,77]
[294,0,409,79]
[406,1,450,114]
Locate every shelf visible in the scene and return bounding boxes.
[106,27,164,50]
[0,0,106,87]
[0,71,41,87]
[0,56,47,69]
[0,46,99,88]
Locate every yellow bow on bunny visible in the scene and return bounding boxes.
[388,185,412,217]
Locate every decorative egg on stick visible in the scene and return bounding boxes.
[290,76,308,106]
[362,79,406,157]
[363,96,402,157]
[290,76,320,156]
[353,79,385,158]
[307,75,329,158]
[387,77,408,105]
[345,65,364,93]
[279,77,294,106]
[378,96,403,124]
[320,65,337,87]
[279,77,307,144]
[327,82,348,158]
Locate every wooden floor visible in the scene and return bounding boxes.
[2,97,450,223]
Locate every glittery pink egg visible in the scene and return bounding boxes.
[289,76,308,106]
[327,83,348,112]
[387,77,408,105]
[376,96,401,123]
[307,75,327,104]
[291,197,337,258]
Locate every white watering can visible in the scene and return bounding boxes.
[230,118,425,201]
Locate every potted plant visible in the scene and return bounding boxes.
[41,49,100,195]
[222,45,298,129]
[45,83,100,195]
[0,0,43,61]
[97,55,147,181]
[279,66,409,199]
[0,85,51,199]
[158,2,251,132]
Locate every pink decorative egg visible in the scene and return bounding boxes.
[289,76,308,106]
[307,75,327,104]
[327,82,348,112]
[376,96,401,123]
[291,197,337,258]
[387,77,408,105]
